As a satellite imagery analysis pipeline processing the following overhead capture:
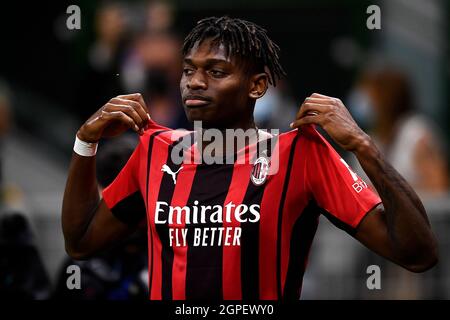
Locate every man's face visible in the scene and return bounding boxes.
[180,39,253,129]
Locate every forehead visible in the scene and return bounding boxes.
[184,39,238,65]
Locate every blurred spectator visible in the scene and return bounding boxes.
[52,135,148,300]
[79,2,129,120]
[79,1,187,128]
[137,32,186,128]
[120,1,188,129]
[0,211,51,299]
[348,66,449,197]
[89,2,126,72]
[347,66,449,299]
[145,0,176,34]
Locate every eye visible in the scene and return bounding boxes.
[183,67,194,76]
[209,69,226,78]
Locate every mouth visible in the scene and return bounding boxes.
[183,95,212,108]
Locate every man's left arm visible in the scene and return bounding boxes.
[291,93,438,272]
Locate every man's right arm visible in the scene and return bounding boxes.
[62,93,150,260]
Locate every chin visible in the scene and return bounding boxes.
[186,113,205,123]
[185,108,215,125]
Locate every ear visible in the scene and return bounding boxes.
[248,73,269,99]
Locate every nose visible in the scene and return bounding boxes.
[187,70,207,90]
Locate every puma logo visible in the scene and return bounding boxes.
[161,164,183,185]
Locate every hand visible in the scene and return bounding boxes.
[290,93,371,152]
[77,93,151,143]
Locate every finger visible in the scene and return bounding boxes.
[111,98,149,126]
[304,110,320,117]
[296,96,329,118]
[296,103,328,119]
[118,93,149,115]
[311,92,332,99]
[102,110,139,132]
[106,103,144,129]
[310,94,344,108]
[290,115,321,129]
[304,97,331,104]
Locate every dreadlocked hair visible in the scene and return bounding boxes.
[182,16,286,86]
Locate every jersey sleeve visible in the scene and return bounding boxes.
[303,126,382,231]
[101,137,147,226]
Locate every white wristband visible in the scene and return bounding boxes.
[73,135,98,157]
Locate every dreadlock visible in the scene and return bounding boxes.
[182,16,286,86]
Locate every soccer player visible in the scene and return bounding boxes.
[62,16,438,300]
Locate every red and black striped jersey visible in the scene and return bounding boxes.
[102,120,381,300]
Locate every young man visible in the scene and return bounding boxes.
[62,17,438,300]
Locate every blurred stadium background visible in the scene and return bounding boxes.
[0,0,449,299]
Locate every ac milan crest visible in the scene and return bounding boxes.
[251,155,270,186]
